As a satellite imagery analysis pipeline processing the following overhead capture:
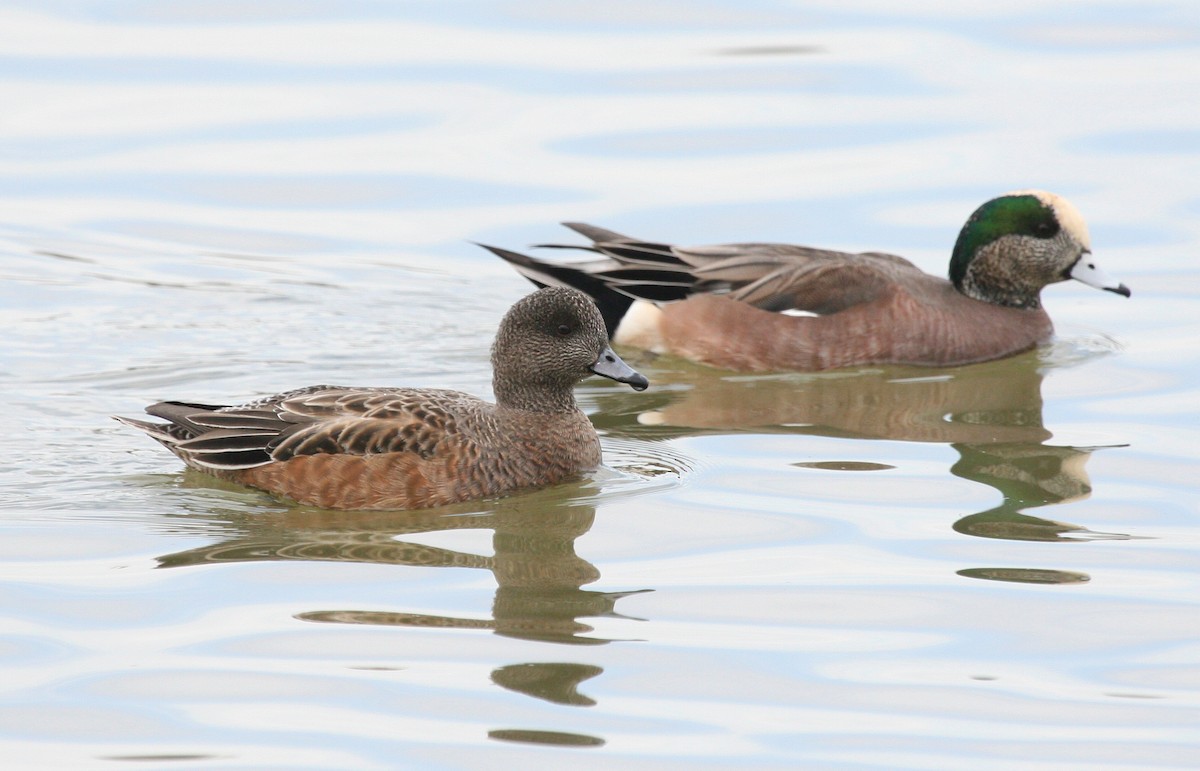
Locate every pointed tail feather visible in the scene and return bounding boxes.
[476,243,635,338]
[115,407,276,471]
[112,414,186,443]
[145,400,231,436]
[558,222,681,266]
[561,222,637,243]
[111,414,197,463]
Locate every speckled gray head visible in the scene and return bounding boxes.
[950,190,1131,309]
[491,287,648,410]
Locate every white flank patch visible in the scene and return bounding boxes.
[613,300,666,351]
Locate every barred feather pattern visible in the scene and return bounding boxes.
[115,287,644,510]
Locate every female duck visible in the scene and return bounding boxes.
[116,287,648,510]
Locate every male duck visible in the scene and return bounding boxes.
[481,191,1130,371]
[116,287,649,510]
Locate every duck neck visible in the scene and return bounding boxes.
[493,373,579,414]
[955,240,1044,310]
[958,273,1043,309]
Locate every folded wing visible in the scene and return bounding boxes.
[116,385,478,471]
[485,223,921,318]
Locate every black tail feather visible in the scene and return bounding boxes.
[476,244,635,338]
[111,414,191,445]
[559,222,681,265]
[596,243,682,266]
[561,222,634,243]
[146,400,230,436]
[118,401,280,470]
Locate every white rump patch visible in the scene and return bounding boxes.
[613,300,666,352]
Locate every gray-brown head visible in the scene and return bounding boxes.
[491,287,648,412]
[949,190,1131,309]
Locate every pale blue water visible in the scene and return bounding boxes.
[2,2,1199,769]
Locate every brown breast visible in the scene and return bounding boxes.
[658,284,1053,371]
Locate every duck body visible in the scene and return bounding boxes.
[125,386,606,510]
[624,253,1054,371]
[483,191,1130,372]
[117,288,648,510]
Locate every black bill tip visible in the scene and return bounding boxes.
[590,346,650,391]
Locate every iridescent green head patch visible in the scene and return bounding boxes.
[949,194,1059,288]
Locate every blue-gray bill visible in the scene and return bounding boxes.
[591,346,649,391]
[1069,255,1131,297]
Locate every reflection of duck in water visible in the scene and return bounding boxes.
[591,352,1130,559]
[156,484,646,710]
[623,353,1053,445]
[156,486,648,646]
[949,441,1124,543]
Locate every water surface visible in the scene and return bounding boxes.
[2,2,1199,768]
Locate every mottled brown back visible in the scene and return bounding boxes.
[115,287,645,510]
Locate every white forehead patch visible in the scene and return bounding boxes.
[1006,189,1092,251]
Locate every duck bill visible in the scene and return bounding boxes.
[1069,255,1131,297]
[591,345,649,391]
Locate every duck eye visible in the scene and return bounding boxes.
[556,324,573,336]
[1034,221,1054,237]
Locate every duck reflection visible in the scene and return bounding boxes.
[595,350,1054,444]
[491,662,603,706]
[156,484,646,709]
[157,484,648,649]
[593,350,1130,583]
[949,441,1124,542]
